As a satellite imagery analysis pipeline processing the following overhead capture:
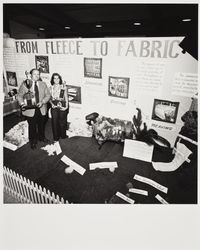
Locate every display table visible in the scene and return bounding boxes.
[3,117,197,204]
[3,98,20,116]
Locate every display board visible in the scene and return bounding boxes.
[3,37,198,145]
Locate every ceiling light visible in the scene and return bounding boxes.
[96,24,102,28]
[65,26,71,29]
[134,22,141,26]
[39,27,45,31]
[182,19,192,22]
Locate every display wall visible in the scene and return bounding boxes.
[3,37,198,145]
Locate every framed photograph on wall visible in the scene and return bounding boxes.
[35,55,49,73]
[66,85,82,104]
[152,99,179,124]
[108,76,130,99]
[3,72,9,95]
[84,57,102,78]
[6,71,18,87]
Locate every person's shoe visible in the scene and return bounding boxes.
[30,143,36,150]
[61,135,68,139]
[33,140,38,144]
[39,137,51,143]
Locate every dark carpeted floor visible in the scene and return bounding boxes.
[3,113,198,204]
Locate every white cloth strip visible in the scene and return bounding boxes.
[3,141,18,151]
[173,147,191,163]
[178,134,198,146]
[155,194,169,204]
[129,188,148,196]
[133,174,168,194]
[54,141,62,155]
[116,192,135,204]
[61,155,86,175]
[89,162,118,170]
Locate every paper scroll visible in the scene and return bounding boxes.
[155,194,169,204]
[61,155,86,175]
[133,174,168,194]
[129,188,148,196]
[89,162,118,172]
[116,192,135,204]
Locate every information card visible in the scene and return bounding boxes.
[123,139,154,162]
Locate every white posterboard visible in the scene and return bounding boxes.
[3,37,198,145]
[123,139,154,162]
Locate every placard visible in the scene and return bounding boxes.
[134,60,165,95]
[61,155,86,175]
[116,192,135,204]
[123,139,154,163]
[172,72,198,97]
[133,174,168,194]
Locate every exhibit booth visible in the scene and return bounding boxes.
[3,36,198,144]
[3,36,198,204]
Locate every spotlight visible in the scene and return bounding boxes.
[96,24,102,28]
[182,19,192,22]
[65,26,71,29]
[134,22,141,25]
[39,27,45,31]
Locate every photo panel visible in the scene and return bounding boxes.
[152,99,180,124]
[84,57,102,78]
[108,76,130,99]
[35,55,49,73]
[66,85,82,104]
[6,71,18,87]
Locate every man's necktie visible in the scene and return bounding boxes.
[34,82,39,104]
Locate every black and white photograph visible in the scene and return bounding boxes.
[35,55,49,73]
[152,99,179,124]
[66,85,81,104]
[6,71,18,87]
[3,72,8,94]
[108,76,130,99]
[84,57,102,78]
[1,2,199,250]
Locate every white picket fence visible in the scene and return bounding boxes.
[3,166,69,204]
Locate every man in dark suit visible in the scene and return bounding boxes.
[18,69,51,149]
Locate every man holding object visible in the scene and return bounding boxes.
[18,69,51,149]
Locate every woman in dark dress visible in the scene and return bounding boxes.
[49,73,69,142]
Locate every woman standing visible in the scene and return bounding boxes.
[50,73,69,142]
